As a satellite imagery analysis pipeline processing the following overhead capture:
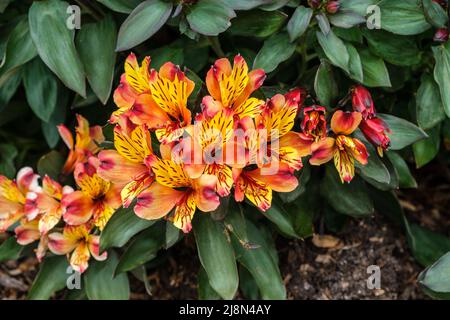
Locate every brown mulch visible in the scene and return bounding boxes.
[1,163,448,300]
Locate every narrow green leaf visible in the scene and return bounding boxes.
[260,201,299,238]
[23,58,58,122]
[433,42,450,117]
[0,69,22,111]
[230,10,287,38]
[287,6,313,41]
[85,251,130,300]
[356,143,390,184]
[321,165,374,217]
[378,113,428,150]
[422,0,448,28]
[198,266,221,300]
[28,256,69,300]
[407,224,450,267]
[416,73,446,130]
[418,251,450,300]
[345,43,364,82]
[186,0,236,36]
[96,0,142,14]
[386,151,417,188]
[116,0,173,51]
[0,236,23,262]
[329,11,366,29]
[231,219,286,299]
[193,214,239,300]
[29,0,86,96]
[413,125,441,168]
[314,60,338,107]
[253,32,296,73]
[76,15,117,104]
[359,49,391,87]
[115,223,165,274]
[100,207,155,252]
[316,29,349,72]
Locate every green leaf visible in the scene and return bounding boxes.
[230,10,287,38]
[198,266,221,300]
[148,45,184,70]
[432,42,450,118]
[378,113,428,150]
[316,29,349,72]
[0,143,17,178]
[238,265,260,299]
[0,69,22,110]
[226,0,269,11]
[416,73,446,130]
[287,6,313,41]
[253,32,296,73]
[193,214,239,300]
[413,125,441,168]
[100,207,155,252]
[186,0,236,36]
[37,150,64,180]
[165,221,181,249]
[359,49,391,87]
[386,151,417,188]
[115,223,165,274]
[0,16,37,86]
[345,43,364,82]
[96,0,142,14]
[362,29,421,66]
[356,143,390,185]
[422,0,448,28]
[28,256,69,300]
[407,224,450,267]
[85,251,130,300]
[231,219,286,299]
[76,15,116,104]
[379,0,431,35]
[321,165,374,217]
[287,190,317,239]
[418,251,450,300]
[0,236,23,262]
[316,13,331,35]
[340,0,377,16]
[29,0,86,96]
[334,27,363,43]
[314,60,338,107]
[116,0,173,51]
[329,11,366,29]
[260,201,299,238]
[22,58,58,122]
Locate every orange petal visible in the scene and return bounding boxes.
[48,232,78,255]
[15,219,40,245]
[88,235,107,261]
[247,165,298,193]
[120,173,154,208]
[62,191,94,226]
[128,94,171,128]
[279,132,314,157]
[134,183,184,220]
[310,137,336,166]
[193,174,220,212]
[331,110,362,135]
[57,124,74,149]
[39,207,62,235]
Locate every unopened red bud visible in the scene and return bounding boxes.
[326,1,340,14]
[434,28,449,42]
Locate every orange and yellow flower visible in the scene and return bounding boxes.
[57,114,104,175]
[62,157,121,231]
[48,223,106,273]
[203,55,266,119]
[310,110,369,183]
[134,154,219,233]
[0,167,39,232]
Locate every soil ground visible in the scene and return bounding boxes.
[1,163,448,300]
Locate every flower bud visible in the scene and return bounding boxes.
[434,28,449,43]
[302,105,327,140]
[308,0,322,9]
[351,85,376,119]
[326,1,340,14]
[359,117,391,156]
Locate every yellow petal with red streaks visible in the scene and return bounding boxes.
[233,97,264,118]
[171,193,196,233]
[334,148,355,183]
[39,207,62,235]
[146,155,190,188]
[204,164,232,197]
[124,53,151,94]
[120,173,153,208]
[114,123,152,163]
[70,242,91,273]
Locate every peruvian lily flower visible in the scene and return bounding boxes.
[48,223,106,273]
[232,162,299,212]
[203,55,266,119]
[0,167,39,232]
[359,117,391,156]
[310,110,369,183]
[301,105,328,141]
[62,157,121,231]
[57,114,105,175]
[351,85,375,120]
[134,154,220,233]
[112,53,151,121]
[97,115,154,208]
[25,175,74,234]
[254,88,312,171]
[14,218,49,262]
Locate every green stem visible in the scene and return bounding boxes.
[207,36,226,58]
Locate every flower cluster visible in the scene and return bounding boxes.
[0,54,391,272]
